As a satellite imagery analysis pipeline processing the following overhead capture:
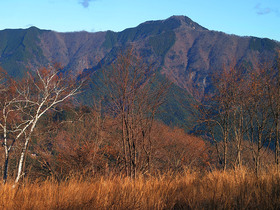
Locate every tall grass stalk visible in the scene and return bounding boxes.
[0,168,280,209]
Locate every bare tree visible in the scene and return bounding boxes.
[266,51,280,171]
[0,64,84,184]
[99,49,169,177]
[0,68,21,183]
[195,65,251,170]
[196,66,239,170]
[244,66,273,175]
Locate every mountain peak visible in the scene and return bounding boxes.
[165,15,207,31]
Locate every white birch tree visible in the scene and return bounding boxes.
[0,65,84,184]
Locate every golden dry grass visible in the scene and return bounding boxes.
[0,168,280,209]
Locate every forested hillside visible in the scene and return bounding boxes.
[1,16,279,100]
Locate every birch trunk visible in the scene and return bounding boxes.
[3,125,8,183]
[223,136,228,171]
[3,153,9,184]
[14,119,37,184]
[14,136,30,184]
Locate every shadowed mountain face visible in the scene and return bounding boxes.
[0,15,279,100]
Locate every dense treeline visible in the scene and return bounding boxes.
[24,108,211,180]
[0,50,211,184]
[0,49,279,186]
[195,52,280,175]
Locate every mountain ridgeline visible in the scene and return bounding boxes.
[0,15,279,126]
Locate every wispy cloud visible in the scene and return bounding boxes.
[79,0,96,8]
[255,3,279,16]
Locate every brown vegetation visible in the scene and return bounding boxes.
[1,168,280,209]
[195,53,280,175]
[0,49,280,208]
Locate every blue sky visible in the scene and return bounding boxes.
[0,0,279,41]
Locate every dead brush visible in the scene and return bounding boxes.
[0,168,280,209]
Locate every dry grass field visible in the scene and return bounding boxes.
[0,167,280,209]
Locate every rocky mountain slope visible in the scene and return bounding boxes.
[1,16,279,99]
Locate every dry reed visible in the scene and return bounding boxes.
[0,168,280,209]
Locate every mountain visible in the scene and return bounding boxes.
[99,15,279,99]
[1,16,279,95]
[0,15,279,126]
[0,27,108,78]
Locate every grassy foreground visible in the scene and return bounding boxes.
[1,168,280,209]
